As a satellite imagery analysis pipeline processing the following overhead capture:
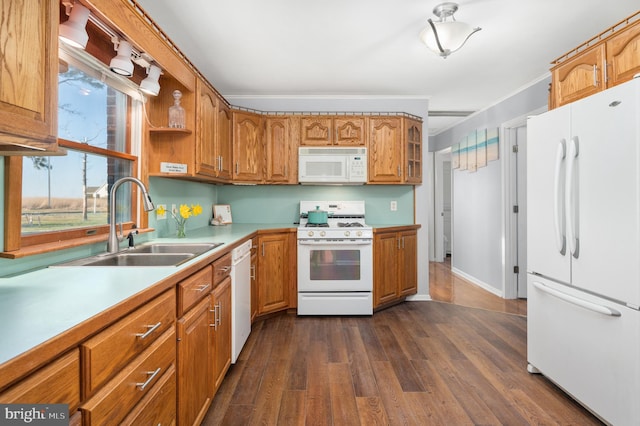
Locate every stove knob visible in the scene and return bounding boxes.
[320,231,326,237]
[344,230,351,237]
[356,230,362,237]
[307,231,314,237]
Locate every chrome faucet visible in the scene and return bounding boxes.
[107,177,155,253]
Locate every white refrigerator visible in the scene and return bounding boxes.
[527,77,640,425]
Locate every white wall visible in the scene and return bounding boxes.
[452,159,503,295]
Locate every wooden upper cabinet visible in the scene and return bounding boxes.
[0,0,58,155]
[233,111,264,183]
[551,45,605,108]
[195,80,218,178]
[405,118,423,184]
[368,117,403,183]
[606,19,640,88]
[300,116,332,146]
[550,12,640,108]
[300,116,366,146]
[334,117,366,146]
[265,116,297,183]
[216,101,233,180]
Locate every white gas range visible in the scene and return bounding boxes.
[297,201,373,315]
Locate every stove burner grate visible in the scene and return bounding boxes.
[337,222,365,228]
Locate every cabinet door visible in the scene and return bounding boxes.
[211,277,232,394]
[233,111,263,182]
[374,232,399,307]
[265,117,295,183]
[257,233,291,314]
[398,231,418,296]
[195,80,218,177]
[0,0,58,154]
[251,240,258,322]
[606,20,640,88]
[177,297,211,426]
[405,119,423,184]
[300,116,332,145]
[369,117,403,183]
[551,45,605,108]
[0,349,80,414]
[216,101,233,180]
[334,117,366,146]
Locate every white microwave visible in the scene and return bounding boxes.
[298,147,367,184]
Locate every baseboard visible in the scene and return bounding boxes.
[451,267,503,298]
[406,294,431,301]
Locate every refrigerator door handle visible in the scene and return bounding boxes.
[566,137,580,258]
[554,139,566,255]
[532,280,621,317]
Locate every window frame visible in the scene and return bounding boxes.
[1,25,148,258]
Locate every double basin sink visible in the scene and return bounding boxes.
[58,242,223,267]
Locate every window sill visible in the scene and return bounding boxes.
[0,228,155,259]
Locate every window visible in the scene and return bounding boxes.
[4,45,144,253]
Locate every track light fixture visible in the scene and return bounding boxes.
[140,64,162,96]
[59,1,90,49]
[419,2,481,58]
[109,39,134,76]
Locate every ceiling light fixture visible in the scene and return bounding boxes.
[109,39,134,76]
[419,2,481,59]
[59,1,90,49]
[140,64,162,96]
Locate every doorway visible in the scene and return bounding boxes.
[434,148,452,263]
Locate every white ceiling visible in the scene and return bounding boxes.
[135,0,638,135]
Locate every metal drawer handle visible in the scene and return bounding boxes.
[136,367,161,391]
[197,283,211,292]
[220,266,231,272]
[136,322,161,339]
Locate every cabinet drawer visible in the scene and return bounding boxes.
[0,349,80,413]
[81,327,176,425]
[178,265,213,315]
[81,290,175,397]
[120,364,176,426]
[213,252,232,285]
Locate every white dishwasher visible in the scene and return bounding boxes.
[230,239,252,363]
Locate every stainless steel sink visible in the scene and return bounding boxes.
[128,242,221,256]
[55,242,223,267]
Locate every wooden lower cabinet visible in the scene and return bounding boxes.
[256,231,295,315]
[373,228,418,309]
[251,237,258,322]
[120,364,176,426]
[177,296,211,426]
[0,349,81,419]
[210,276,232,393]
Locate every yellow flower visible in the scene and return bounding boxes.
[156,205,166,216]
[179,204,192,219]
[192,204,203,216]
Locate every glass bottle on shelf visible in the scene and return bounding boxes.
[168,89,185,128]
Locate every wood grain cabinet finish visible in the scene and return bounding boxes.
[251,238,259,322]
[81,327,176,425]
[177,297,211,426]
[334,117,366,146]
[373,228,418,309]
[178,265,214,316]
[233,111,264,183]
[0,0,58,155]
[368,117,403,183]
[300,116,333,146]
[405,119,423,184]
[265,116,298,183]
[257,232,294,315]
[216,101,233,180]
[550,14,640,108]
[210,276,232,394]
[195,79,219,178]
[213,252,232,285]
[300,116,366,146]
[120,364,176,426]
[81,290,176,397]
[0,349,81,415]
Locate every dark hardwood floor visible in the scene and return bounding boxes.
[203,261,602,425]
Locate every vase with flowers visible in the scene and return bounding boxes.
[156,203,203,238]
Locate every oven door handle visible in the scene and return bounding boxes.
[298,239,372,245]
